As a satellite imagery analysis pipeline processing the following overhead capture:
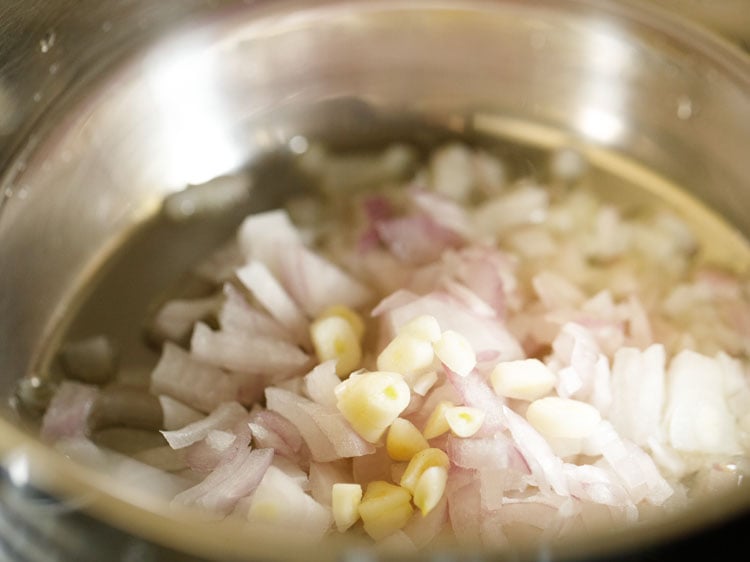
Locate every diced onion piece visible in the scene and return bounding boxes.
[336,371,410,443]
[161,402,247,449]
[159,396,204,431]
[387,418,430,461]
[433,330,475,377]
[236,260,310,347]
[400,448,450,494]
[490,359,556,401]
[526,397,601,440]
[398,315,441,343]
[150,294,221,345]
[310,316,362,377]
[205,429,236,451]
[377,334,435,376]
[319,305,366,341]
[303,360,340,409]
[665,350,741,454]
[247,465,332,539]
[39,381,98,443]
[430,143,474,201]
[332,483,363,532]
[358,481,414,541]
[423,400,454,440]
[444,406,485,438]
[413,465,448,516]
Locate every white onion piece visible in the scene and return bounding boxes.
[608,345,666,446]
[161,402,247,449]
[503,406,568,496]
[309,460,352,506]
[150,294,222,344]
[266,387,374,462]
[278,243,374,317]
[442,246,518,316]
[446,435,527,473]
[584,422,673,505]
[564,463,633,507]
[472,150,506,195]
[376,214,460,265]
[184,432,243,474]
[303,360,340,409]
[430,143,475,201]
[239,209,372,317]
[478,468,528,511]
[358,249,418,297]
[481,499,559,545]
[219,283,293,342]
[40,381,99,443]
[266,387,339,462]
[150,342,238,414]
[664,349,741,455]
[205,429,237,451]
[238,209,301,275]
[236,260,310,347]
[551,323,602,401]
[445,470,482,544]
[190,322,309,380]
[159,395,204,430]
[473,183,549,237]
[248,408,304,458]
[246,465,332,540]
[185,447,274,516]
[271,455,310,490]
[532,271,586,310]
[410,188,476,239]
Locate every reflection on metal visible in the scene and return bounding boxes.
[578,108,625,144]
[146,41,243,189]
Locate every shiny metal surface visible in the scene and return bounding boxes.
[1,1,750,561]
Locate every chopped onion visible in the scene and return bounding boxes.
[38,140,750,547]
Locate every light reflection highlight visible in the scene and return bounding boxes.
[147,41,242,190]
[574,26,631,145]
[578,108,625,144]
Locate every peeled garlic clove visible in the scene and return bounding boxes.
[444,406,485,438]
[526,396,601,440]
[433,330,475,377]
[335,371,411,443]
[490,358,556,401]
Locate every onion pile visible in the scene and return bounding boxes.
[37,142,750,550]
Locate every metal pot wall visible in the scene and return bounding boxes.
[1,1,749,561]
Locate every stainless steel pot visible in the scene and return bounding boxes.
[1,1,750,561]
